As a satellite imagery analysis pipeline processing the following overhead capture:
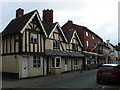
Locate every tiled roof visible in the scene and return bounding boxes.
[45,50,85,57]
[62,20,103,41]
[63,29,75,42]
[2,10,36,36]
[42,22,57,36]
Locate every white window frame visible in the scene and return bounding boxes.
[33,56,41,68]
[51,57,61,68]
[92,35,94,39]
[30,33,37,43]
[86,32,88,36]
[86,41,89,47]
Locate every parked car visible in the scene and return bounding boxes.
[112,61,120,65]
[96,64,120,83]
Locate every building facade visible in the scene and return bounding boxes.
[106,40,118,63]
[43,9,84,75]
[2,8,84,78]
[115,43,120,61]
[62,20,109,70]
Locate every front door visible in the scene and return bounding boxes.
[22,56,29,78]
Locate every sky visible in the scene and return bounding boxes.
[0,0,119,45]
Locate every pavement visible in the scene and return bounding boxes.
[2,69,95,89]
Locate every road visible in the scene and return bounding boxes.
[31,71,120,88]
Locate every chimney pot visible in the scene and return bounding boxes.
[16,8,24,18]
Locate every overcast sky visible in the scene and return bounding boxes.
[0,0,119,45]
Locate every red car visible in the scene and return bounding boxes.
[96,64,120,83]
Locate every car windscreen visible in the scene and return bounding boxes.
[99,66,115,70]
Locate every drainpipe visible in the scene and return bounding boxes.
[43,37,45,76]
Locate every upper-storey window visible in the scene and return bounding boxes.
[86,41,89,48]
[86,32,88,36]
[30,33,37,43]
[72,43,78,51]
[53,40,60,49]
[92,35,94,39]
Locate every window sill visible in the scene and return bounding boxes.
[30,42,38,44]
[51,67,61,69]
[73,65,80,66]
[33,67,41,68]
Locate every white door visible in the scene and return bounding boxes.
[22,56,29,78]
[65,59,68,71]
[65,64,68,71]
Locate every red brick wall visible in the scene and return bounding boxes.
[42,9,53,24]
[84,30,101,51]
[62,21,103,51]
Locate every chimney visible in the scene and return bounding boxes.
[68,20,73,24]
[106,40,110,44]
[43,9,53,24]
[16,8,24,18]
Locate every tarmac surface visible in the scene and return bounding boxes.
[2,70,95,88]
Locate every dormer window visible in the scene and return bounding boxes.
[53,40,60,49]
[72,43,78,51]
[30,33,37,43]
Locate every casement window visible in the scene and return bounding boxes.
[74,60,79,66]
[52,57,61,68]
[86,41,89,47]
[33,56,41,68]
[53,40,60,49]
[72,43,78,51]
[86,32,88,36]
[30,33,37,43]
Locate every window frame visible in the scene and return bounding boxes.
[51,57,61,68]
[92,35,94,39]
[86,41,89,47]
[74,59,80,66]
[30,33,38,43]
[33,56,41,68]
[72,43,78,51]
[86,32,88,36]
[53,40,60,49]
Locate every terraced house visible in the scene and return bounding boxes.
[2,8,84,78]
